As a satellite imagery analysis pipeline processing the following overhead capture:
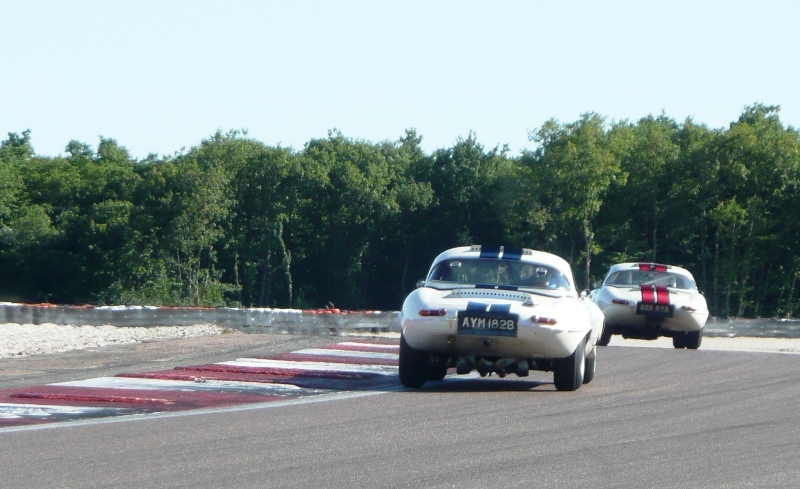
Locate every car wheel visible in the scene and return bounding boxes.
[427,359,448,381]
[583,346,596,384]
[554,337,586,391]
[672,332,687,349]
[427,363,447,380]
[399,333,428,388]
[686,329,703,349]
[598,324,612,346]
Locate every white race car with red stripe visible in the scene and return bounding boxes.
[591,262,709,349]
[398,245,605,391]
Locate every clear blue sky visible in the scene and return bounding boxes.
[2,1,798,159]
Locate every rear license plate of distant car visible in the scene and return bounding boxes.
[457,311,518,337]
[636,303,674,317]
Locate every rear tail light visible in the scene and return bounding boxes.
[638,263,668,272]
[419,309,446,317]
[612,299,630,305]
[531,315,558,325]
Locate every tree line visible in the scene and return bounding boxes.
[1,104,798,318]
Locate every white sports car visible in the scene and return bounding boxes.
[398,245,605,391]
[591,262,709,349]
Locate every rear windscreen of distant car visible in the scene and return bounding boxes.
[605,270,696,289]
[428,258,572,290]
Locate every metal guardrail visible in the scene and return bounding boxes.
[1,303,798,338]
[704,317,800,339]
[0,303,400,335]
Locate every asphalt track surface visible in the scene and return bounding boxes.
[2,336,800,488]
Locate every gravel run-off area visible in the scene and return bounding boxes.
[0,323,228,358]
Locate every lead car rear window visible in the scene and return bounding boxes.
[428,258,572,290]
[605,270,696,290]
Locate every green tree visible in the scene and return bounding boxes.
[712,105,800,317]
[413,133,512,252]
[607,115,679,263]
[103,134,235,307]
[296,130,403,309]
[528,113,626,289]
[228,143,303,307]
[0,131,31,231]
[6,138,143,303]
[368,129,435,307]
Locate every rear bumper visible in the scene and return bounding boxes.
[402,317,589,359]
[602,303,708,332]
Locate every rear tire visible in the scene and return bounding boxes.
[399,333,428,388]
[554,337,586,391]
[672,332,687,349]
[598,324,612,346]
[686,329,703,349]
[427,360,448,381]
[583,346,596,384]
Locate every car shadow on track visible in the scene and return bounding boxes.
[406,376,554,393]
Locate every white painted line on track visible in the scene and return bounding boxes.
[0,403,133,419]
[336,342,399,350]
[292,348,398,360]
[224,358,398,375]
[52,377,322,395]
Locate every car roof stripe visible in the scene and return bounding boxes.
[502,247,523,260]
[479,246,501,258]
[489,304,511,313]
[467,301,489,311]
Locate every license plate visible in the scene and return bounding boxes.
[457,311,518,337]
[636,303,674,317]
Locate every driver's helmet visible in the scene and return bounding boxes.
[520,264,536,280]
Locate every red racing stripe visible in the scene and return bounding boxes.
[640,284,670,304]
[655,286,670,305]
[641,285,656,303]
